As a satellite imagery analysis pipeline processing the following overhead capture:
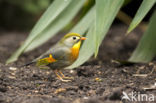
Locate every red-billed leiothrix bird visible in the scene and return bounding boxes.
[24,33,86,82]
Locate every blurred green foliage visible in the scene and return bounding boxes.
[5,0,52,14]
[0,0,52,30]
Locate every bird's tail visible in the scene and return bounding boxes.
[20,61,35,67]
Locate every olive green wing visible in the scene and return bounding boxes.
[35,45,70,67]
[36,54,57,66]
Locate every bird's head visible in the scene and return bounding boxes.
[60,33,86,47]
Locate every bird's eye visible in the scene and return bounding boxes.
[73,37,76,40]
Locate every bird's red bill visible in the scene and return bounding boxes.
[80,37,86,40]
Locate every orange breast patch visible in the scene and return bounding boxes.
[71,47,79,61]
[70,41,81,61]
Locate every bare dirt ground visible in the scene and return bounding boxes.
[0,24,156,103]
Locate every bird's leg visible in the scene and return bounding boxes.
[58,70,74,80]
[54,70,71,82]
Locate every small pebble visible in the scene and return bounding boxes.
[9,67,17,71]
[34,90,39,93]
[83,97,88,99]
[8,76,16,79]
[46,71,50,75]
[70,70,75,73]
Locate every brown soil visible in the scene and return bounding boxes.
[0,24,156,103]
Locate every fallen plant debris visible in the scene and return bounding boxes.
[55,88,66,94]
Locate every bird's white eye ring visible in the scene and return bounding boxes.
[73,36,76,40]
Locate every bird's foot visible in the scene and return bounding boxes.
[60,78,71,82]
[63,76,74,80]
[58,70,74,80]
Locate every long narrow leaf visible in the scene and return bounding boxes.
[129,11,156,63]
[94,0,124,57]
[29,0,72,37]
[127,0,156,33]
[70,6,95,34]
[24,0,85,52]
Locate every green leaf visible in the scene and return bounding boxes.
[94,0,124,57]
[70,6,95,34]
[127,0,156,33]
[24,0,85,52]
[29,0,72,37]
[129,11,156,63]
[6,0,73,64]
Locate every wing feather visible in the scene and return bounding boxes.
[36,54,57,66]
[35,44,71,67]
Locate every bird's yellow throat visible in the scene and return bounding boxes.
[71,41,81,61]
[73,41,81,49]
